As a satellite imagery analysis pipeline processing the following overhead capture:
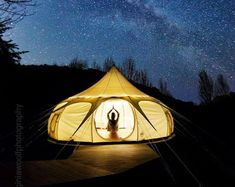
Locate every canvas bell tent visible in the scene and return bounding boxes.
[48,66,174,144]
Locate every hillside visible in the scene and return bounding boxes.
[1,64,235,186]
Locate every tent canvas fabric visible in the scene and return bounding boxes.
[48,66,174,143]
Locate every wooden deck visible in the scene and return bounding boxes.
[0,144,158,186]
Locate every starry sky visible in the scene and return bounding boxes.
[7,0,235,102]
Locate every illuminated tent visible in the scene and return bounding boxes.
[48,66,174,144]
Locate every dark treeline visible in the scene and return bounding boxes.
[66,56,152,88]
[66,56,232,104]
[198,70,231,104]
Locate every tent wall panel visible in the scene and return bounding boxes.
[139,101,168,138]
[57,102,92,140]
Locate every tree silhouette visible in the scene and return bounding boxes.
[159,78,172,97]
[120,57,136,80]
[0,0,33,66]
[214,74,230,97]
[0,0,34,25]
[0,22,26,65]
[91,60,101,71]
[103,57,115,72]
[68,57,88,70]
[134,69,152,87]
[198,70,214,104]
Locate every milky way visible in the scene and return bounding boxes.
[7,0,235,102]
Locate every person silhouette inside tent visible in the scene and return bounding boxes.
[107,106,120,139]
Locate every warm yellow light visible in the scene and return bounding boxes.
[94,99,134,140]
[48,66,174,143]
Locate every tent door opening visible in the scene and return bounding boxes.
[94,99,135,140]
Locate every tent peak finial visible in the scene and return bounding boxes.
[111,64,116,68]
[110,64,119,71]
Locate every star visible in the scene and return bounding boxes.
[6,0,235,102]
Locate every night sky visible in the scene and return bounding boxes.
[7,0,235,102]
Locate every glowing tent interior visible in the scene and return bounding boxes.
[48,66,174,144]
